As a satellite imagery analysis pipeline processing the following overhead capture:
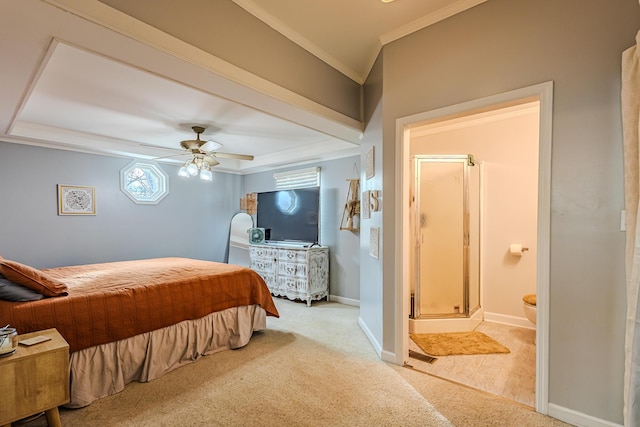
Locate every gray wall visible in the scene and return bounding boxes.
[0,142,243,268]
[98,0,362,121]
[243,156,361,302]
[365,0,638,423]
[360,54,384,348]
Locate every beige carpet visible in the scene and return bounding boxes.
[410,331,510,357]
[23,299,569,427]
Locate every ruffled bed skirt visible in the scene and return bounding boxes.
[67,304,266,408]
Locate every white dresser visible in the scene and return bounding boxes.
[249,243,329,306]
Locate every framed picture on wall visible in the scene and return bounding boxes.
[361,190,371,219]
[369,227,379,259]
[366,147,375,180]
[58,185,96,215]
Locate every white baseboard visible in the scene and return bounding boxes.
[548,403,622,427]
[483,311,535,330]
[352,300,395,363]
[380,349,396,363]
[329,294,359,306]
[358,316,383,358]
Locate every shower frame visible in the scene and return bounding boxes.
[410,154,481,331]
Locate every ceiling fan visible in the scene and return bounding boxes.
[151,126,254,181]
[178,126,254,161]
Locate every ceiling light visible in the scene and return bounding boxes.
[186,161,198,177]
[175,126,251,183]
[199,168,213,182]
[380,0,396,3]
[179,157,215,182]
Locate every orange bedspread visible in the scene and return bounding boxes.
[0,257,279,352]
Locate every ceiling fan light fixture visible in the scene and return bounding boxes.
[200,168,213,182]
[178,162,190,177]
[172,125,253,182]
[186,161,199,176]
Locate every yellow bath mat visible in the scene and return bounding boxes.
[410,331,510,356]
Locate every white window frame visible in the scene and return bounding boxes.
[120,161,169,205]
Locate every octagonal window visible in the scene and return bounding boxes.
[120,161,168,204]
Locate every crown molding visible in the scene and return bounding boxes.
[379,0,487,46]
[232,0,364,84]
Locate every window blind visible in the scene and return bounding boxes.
[273,167,320,189]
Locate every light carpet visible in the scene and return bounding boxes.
[24,298,569,427]
[410,331,511,356]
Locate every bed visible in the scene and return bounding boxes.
[0,256,279,408]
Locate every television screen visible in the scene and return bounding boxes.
[257,188,320,243]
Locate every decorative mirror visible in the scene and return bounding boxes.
[227,212,253,266]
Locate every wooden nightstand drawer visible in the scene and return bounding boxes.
[0,328,69,427]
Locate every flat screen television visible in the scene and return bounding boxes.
[256,188,320,244]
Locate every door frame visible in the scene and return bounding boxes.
[394,81,553,414]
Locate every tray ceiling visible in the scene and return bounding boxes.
[1,0,485,173]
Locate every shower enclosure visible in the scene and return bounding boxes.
[409,154,482,334]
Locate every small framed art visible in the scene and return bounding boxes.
[58,185,96,215]
[366,147,375,180]
[361,190,371,219]
[369,227,379,259]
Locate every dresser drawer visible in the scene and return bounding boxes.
[278,261,308,278]
[250,246,278,259]
[251,258,277,274]
[278,249,308,263]
[279,277,309,293]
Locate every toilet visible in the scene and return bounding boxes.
[522,294,536,325]
[523,294,536,344]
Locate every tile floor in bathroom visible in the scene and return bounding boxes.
[408,321,536,408]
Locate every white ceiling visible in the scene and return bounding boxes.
[0,0,485,174]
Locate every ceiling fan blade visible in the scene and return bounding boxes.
[211,152,254,161]
[140,143,183,152]
[152,153,190,160]
[200,140,223,153]
[203,155,220,167]
[142,127,254,163]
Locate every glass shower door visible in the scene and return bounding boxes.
[413,155,478,318]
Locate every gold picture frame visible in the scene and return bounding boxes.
[58,185,96,215]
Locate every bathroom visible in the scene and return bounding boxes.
[405,100,540,404]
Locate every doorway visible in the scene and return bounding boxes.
[396,82,553,414]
